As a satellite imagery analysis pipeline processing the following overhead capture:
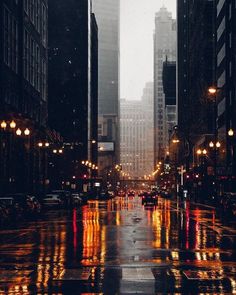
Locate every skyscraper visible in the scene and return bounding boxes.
[120,83,154,179]
[48,0,98,181]
[93,0,120,177]
[154,6,176,165]
[0,0,48,193]
[162,60,177,146]
[177,0,214,170]
[215,0,236,176]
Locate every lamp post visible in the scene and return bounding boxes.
[228,128,235,177]
[208,87,219,195]
[172,138,180,198]
[38,141,50,195]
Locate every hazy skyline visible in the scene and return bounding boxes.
[120,0,176,101]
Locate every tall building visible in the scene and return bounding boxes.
[154,6,176,165]
[93,0,120,178]
[215,0,236,176]
[48,0,98,183]
[0,0,48,193]
[162,60,177,146]
[177,0,214,169]
[120,83,154,179]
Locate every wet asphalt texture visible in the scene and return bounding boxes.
[0,196,236,294]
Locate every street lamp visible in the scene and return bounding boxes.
[16,128,22,136]
[228,128,235,176]
[228,128,234,137]
[208,86,220,188]
[24,128,30,136]
[10,121,16,129]
[1,121,7,129]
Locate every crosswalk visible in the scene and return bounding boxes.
[122,267,155,281]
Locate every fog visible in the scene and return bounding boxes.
[120,0,176,100]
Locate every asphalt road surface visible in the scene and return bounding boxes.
[0,196,236,294]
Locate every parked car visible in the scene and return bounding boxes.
[0,203,11,226]
[5,193,37,217]
[141,191,158,205]
[221,192,236,217]
[0,197,18,219]
[42,194,63,207]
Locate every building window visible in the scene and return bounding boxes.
[41,59,47,101]
[41,3,47,47]
[24,30,30,81]
[217,17,225,41]
[24,0,29,15]
[3,6,18,73]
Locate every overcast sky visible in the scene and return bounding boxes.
[120,0,176,100]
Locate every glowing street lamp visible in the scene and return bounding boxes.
[216,141,221,148]
[208,87,217,95]
[209,141,214,148]
[202,149,207,155]
[16,128,22,136]
[197,149,202,155]
[24,128,30,136]
[10,120,16,129]
[1,121,7,129]
[228,128,234,137]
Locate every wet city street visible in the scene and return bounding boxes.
[0,196,236,294]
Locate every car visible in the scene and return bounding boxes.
[221,192,236,217]
[128,191,135,197]
[99,190,112,200]
[51,190,72,206]
[141,191,158,205]
[42,194,63,207]
[28,195,42,214]
[77,192,88,204]
[4,193,37,217]
[118,190,126,197]
[160,190,172,198]
[71,194,83,207]
[0,203,11,227]
[0,197,19,220]
[108,190,115,198]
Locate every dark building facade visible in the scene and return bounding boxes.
[48,0,98,184]
[90,13,98,169]
[163,60,177,136]
[216,0,236,177]
[177,0,236,195]
[93,0,120,181]
[177,0,214,168]
[0,0,48,193]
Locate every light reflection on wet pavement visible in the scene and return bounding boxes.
[0,196,236,294]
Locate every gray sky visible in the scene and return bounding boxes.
[120,0,176,100]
